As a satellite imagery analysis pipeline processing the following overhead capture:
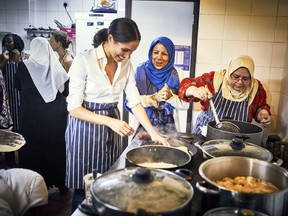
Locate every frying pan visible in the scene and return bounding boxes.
[125,145,192,169]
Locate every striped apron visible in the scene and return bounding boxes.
[65,101,122,189]
[193,88,249,134]
[3,61,20,132]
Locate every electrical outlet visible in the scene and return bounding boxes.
[62,1,70,8]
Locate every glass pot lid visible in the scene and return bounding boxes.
[91,167,193,214]
[201,138,273,161]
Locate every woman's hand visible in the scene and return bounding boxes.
[108,118,135,137]
[150,133,170,146]
[152,83,173,102]
[257,110,271,126]
[191,85,213,101]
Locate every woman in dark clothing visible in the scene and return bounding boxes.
[0,33,29,167]
[14,37,69,192]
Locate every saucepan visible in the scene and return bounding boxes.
[195,138,274,162]
[125,145,192,170]
[196,156,288,215]
[79,167,194,216]
[206,120,264,145]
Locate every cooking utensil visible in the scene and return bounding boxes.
[195,138,273,162]
[125,145,192,169]
[206,120,263,145]
[54,19,65,28]
[208,98,241,133]
[196,156,288,216]
[89,167,194,216]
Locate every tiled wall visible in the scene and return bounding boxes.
[195,0,288,141]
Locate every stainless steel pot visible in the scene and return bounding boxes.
[89,167,194,216]
[125,145,192,169]
[196,156,288,216]
[203,207,268,216]
[195,138,273,162]
[206,120,263,145]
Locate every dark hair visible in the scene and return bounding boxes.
[92,18,141,48]
[2,33,25,52]
[51,30,72,49]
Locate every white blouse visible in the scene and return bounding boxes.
[67,44,141,111]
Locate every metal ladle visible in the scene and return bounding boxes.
[208,98,241,133]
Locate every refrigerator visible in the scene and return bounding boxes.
[75,12,118,54]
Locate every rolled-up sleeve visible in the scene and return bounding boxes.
[124,62,141,109]
[66,53,87,111]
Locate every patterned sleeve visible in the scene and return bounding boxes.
[178,71,215,103]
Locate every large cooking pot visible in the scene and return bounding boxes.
[195,138,273,162]
[206,120,264,145]
[125,145,192,169]
[87,167,194,216]
[196,156,288,216]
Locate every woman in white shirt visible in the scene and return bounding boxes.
[65,18,168,211]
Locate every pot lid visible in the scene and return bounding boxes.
[203,207,268,216]
[91,167,193,214]
[201,138,273,161]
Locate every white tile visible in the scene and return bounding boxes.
[0,23,7,32]
[269,68,284,92]
[82,0,91,11]
[46,0,58,11]
[200,0,226,15]
[47,11,60,28]
[247,42,273,67]
[71,0,83,12]
[278,119,288,141]
[34,11,47,26]
[34,0,45,12]
[6,9,18,24]
[197,39,222,64]
[278,0,288,16]
[6,23,19,33]
[0,9,6,22]
[271,42,286,68]
[251,0,277,16]
[282,69,288,95]
[226,0,252,15]
[254,66,270,88]
[0,0,6,9]
[17,0,29,10]
[275,17,288,43]
[195,63,221,77]
[222,41,248,64]
[224,15,250,40]
[17,10,29,24]
[198,15,224,39]
[279,93,288,126]
[249,16,276,42]
[268,92,280,116]
[5,0,17,10]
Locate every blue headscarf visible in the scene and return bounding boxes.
[144,36,176,89]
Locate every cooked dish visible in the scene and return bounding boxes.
[214,176,279,193]
[137,162,177,168]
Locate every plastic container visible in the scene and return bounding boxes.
[60,27,76,39]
